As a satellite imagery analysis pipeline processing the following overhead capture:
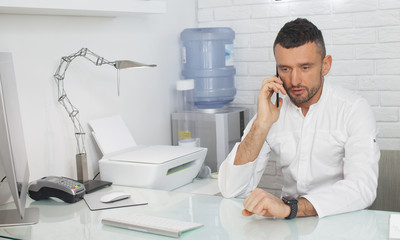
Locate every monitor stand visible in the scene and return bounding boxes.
[0,208,39,227]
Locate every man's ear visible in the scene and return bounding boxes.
[322,55,332,77]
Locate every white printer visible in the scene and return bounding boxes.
[89,115,207,190]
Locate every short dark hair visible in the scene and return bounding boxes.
[273,18,326,58]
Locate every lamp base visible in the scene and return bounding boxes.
[83,180,112,193]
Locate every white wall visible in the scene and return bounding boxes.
[197,0,400,196]
[0,0,197,181]
[197,0,400,151]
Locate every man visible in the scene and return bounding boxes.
[218,18,380,219]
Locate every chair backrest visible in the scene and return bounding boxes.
[368,150,400,212]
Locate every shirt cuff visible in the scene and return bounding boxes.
[218,143,257,198]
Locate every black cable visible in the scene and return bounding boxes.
[0,235,22,240]
[0,176,6,182]
[93,172,100,180]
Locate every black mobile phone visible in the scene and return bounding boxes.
[276,66,279,108]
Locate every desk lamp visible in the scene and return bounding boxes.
[53,48,156,192]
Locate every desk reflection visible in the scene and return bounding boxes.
[219,198,382,239]
[0,187,390,240]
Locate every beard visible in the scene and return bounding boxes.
[284,69,323,105]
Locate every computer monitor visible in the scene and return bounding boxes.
[0,52,39,226]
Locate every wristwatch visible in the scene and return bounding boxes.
[282,197,298,219]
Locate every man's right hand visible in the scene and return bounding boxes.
[255,75,286,127]
[233,75,286,166]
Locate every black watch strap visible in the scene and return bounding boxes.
[282,197,298,219]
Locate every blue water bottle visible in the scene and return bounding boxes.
[181,27,236,109]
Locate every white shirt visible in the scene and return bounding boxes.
[218,81,380,218]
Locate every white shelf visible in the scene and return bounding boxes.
[0,0,166,17]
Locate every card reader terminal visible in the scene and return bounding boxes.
[28,176,85,203]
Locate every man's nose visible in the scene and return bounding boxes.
[290,69,302,86]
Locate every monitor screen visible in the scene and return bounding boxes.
[0,52,38,226]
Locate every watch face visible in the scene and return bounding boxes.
[282,197,298,204]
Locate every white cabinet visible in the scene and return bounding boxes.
[0,0,166,17]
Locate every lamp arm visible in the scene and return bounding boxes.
[53,48,156,183]
[53,48,117,155]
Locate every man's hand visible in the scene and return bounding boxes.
[255,75,286,127]
[233,76,286,166]
[242,188,290,218]
[242,188,318,218]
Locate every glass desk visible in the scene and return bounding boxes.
[0,185,397,240]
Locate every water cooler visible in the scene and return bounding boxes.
[172,27,249,172]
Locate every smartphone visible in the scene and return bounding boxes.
[276,66,279,108]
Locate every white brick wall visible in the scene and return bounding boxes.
[379,26,400,42]
[196,0,400,194]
